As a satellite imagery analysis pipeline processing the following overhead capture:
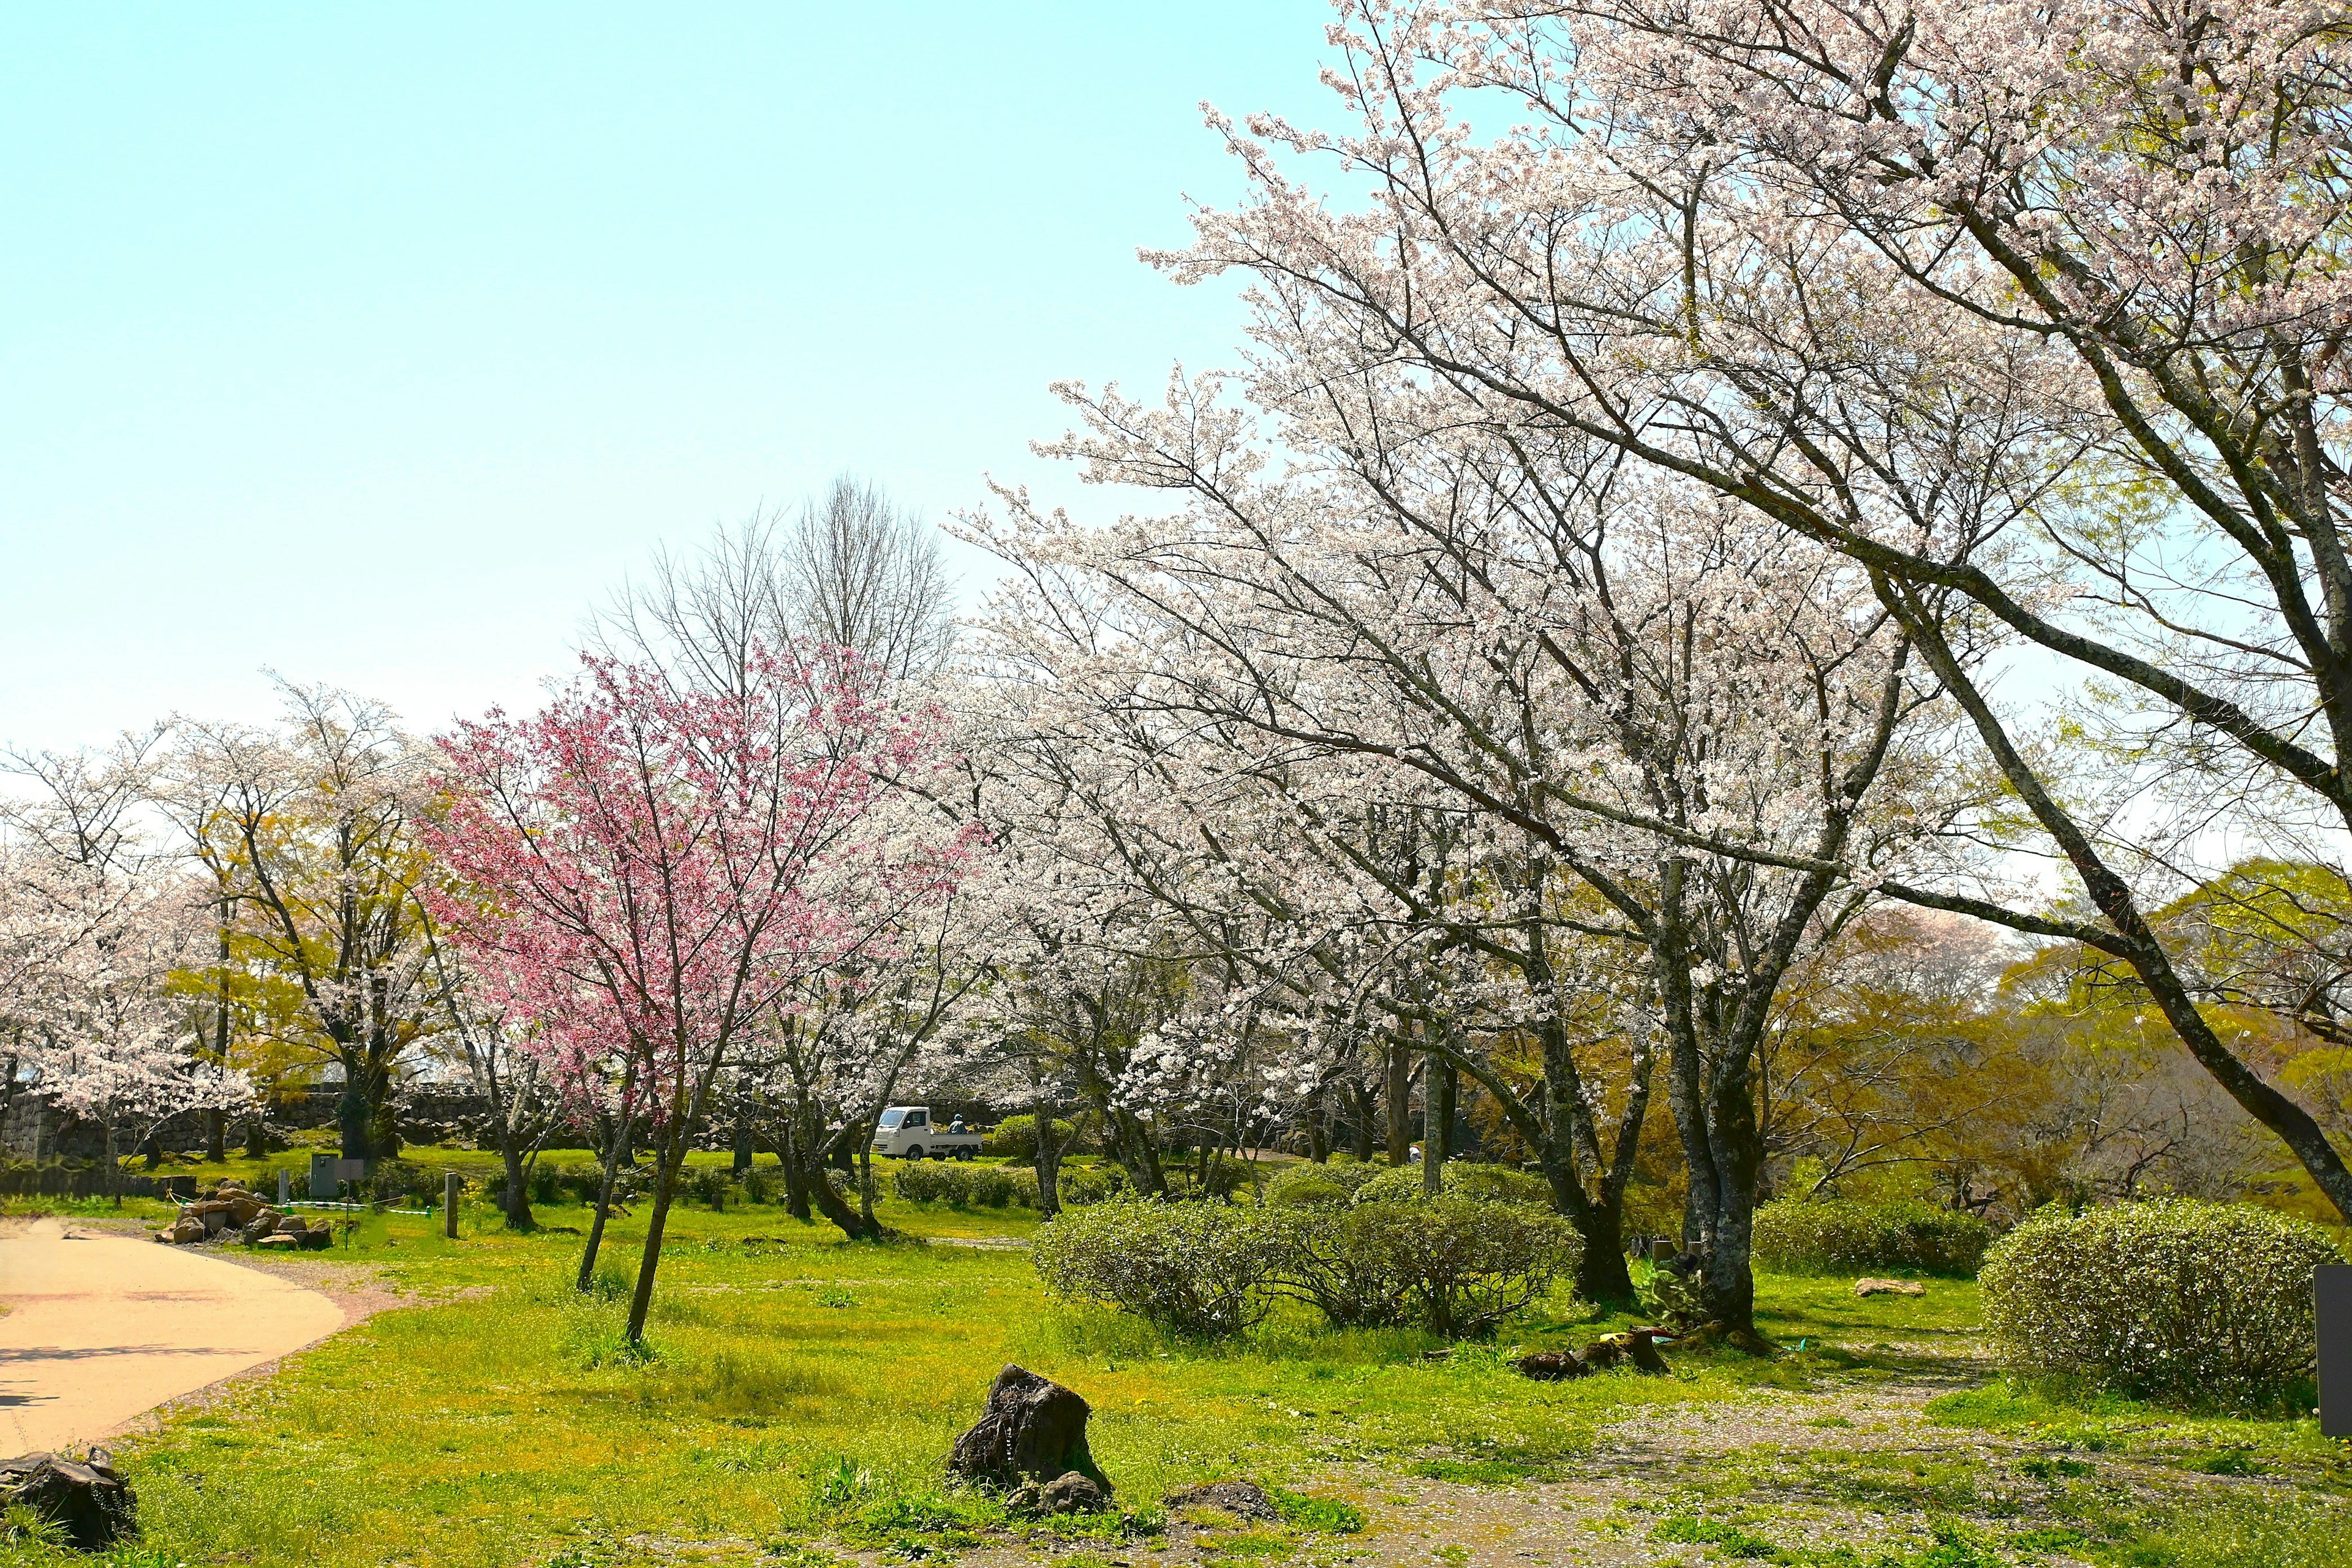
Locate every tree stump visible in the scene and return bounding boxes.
[1515,1349,1588,1381]
[1580,1329,1670,1375]
[0,1450,137,1549]
[947,1365,1111,1496]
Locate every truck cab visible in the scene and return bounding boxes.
[871,1106,983,1161]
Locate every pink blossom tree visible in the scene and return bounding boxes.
[425,645,957,1343]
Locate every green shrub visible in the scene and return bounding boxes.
[1036,1192,1574,1340]
[1450,1163,1554,1207]
[359,1160,435,1204]
[984,1114,1080,1159]
[965,1164,1036,1208]
[1272,1199,1579,1337]
[559,1161,644,1207]
[1264,1159,1384,1208]
[1978,1199,2342,1409]
[1265,1169,1354,1208]
[1351,1161,1549,1209]
[742,1166,775,1205]
[1750,1198,1992,1276]
[681,1166,734,1208]
[1056,1163,1125,1207]
[1033,1197,1280,1336]
[893,1161,1039,1208]
[892,1160,956,1204]
[1161,1158,1253,1202]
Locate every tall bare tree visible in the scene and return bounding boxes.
[595,475,955,691]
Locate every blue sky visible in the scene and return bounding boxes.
[0,2,1335,750]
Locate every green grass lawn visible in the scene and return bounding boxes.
[2,1178,2347,1568]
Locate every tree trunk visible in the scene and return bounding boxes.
[1698,1035,1767,1342]
[499,1137,535,1231]
[1575,1195,1635,1305]
[1654,869,1764,1343]
[336,1072,372,1161]
[1033,1095,1067,1219]
[1385,1043,1413,1166]
[243,1112,267,1161]
[1423,1047,1455,1196]
[1449,972,1648,1310]
[1350,1080,1376,1161]
[731,1116,753,1178]
[800,1141,883,1240]
[778,1123,812,1221]
[1306,1085,1329,1164]
[1104,1107,1167,1196]
[577,1116,631,1292]
[368,1077,402,1161]
[205,1108,227,1163]
[104,1123,120,1208]
[856,1139,879,1234]
[624,1129,688,1345]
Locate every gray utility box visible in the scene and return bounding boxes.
[307,1153,372,1196]
[2321,1266,2352,1438]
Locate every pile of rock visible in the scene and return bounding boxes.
[154,1181,331,1250]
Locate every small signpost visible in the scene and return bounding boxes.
[1650,1238,1676,1264]
[2320,1265,2352,1438]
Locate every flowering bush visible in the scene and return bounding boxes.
[1031,1197,1281,1336]
[1351,1162,1550,1209]
[1979,1200,2343,1408]
[1272,1199,1580,1336]
[1751,1199,1992,1277]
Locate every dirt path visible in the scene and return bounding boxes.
[1332,1340,2320,1567]
[0,1217,345,1455]
[940,1332,2329,1567]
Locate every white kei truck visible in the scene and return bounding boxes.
[870,1106,984,1161]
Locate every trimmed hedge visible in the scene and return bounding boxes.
[1751,1199,1992,1277]
[1979,1199,2343,1408]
